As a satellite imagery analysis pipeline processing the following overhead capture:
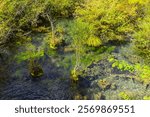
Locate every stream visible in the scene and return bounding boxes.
[0,32,150,100]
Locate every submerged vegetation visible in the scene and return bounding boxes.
[0,0,150,100]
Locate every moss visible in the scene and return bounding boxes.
[32,26,50,33]
[29,60,44,78]
[97,79,111,90]
[119,91,135,100]
[70,69,79,83]
[86,36,102,47]
[108,57,135,72]
[93,92,102,100]
[15,50,44,63]
[143,96,150,100]
[30,66,44,78]
[135,64,150,84]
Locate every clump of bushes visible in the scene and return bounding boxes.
[75,0,146,43]
[135,64,150,85]
[0,0,79,47]
[133,6,150,64]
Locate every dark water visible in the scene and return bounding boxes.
[0,33,150,100]
[0,54,72,99]
[0,33,75,100]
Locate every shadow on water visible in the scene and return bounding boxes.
[0,53,76,99]
[0,32,78,99]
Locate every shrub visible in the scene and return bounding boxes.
[0,0,79,47]
[75,0,147,43]
[108,57,134,72]
[133,16,150,63]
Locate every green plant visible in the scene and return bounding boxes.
[68,19,92,80]
[29,59,44,78]
[143,96,150,100]
[86,36,102,47]
[133,17,150,63]
[108,57,134,72]
[0,0,79,47]
[119,91,134,100]
[134,64,150,84]
[75,0,146,43]
[15,43,44,62]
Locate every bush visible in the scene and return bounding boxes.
[133,5,150,63]
[75,0,147,43]
[0,0,78,47]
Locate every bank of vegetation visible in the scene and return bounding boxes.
[0,0,150,99]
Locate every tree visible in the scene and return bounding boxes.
[68,19,93,82]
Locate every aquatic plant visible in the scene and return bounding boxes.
[143,96,150,100]
[86,36,102,47]
[108,57,134,72]
[68,19,92,80]
[29,59,44,78]
[119,91,134,100]
[70,69,79,83]
[15,43,44,62]
[134,64,150,84]
[97,79,111,90]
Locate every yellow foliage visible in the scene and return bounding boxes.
[76,0,139,22]
[32,26,49,33]
[49,38,60,49]
[75,0,146,42]
[70,69,78,82]
[128,0,149,4]
[86,36,102,47]
[143,96,150,100]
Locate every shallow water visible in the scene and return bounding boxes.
[0,33,74,99]
[0,33,150,100]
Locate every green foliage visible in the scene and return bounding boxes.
[0,0,46,45]
[143,96,150,100]
[15,43,44,62]
[108,56,150,84]
[68,19,92,71]
[133,6,150,63]
[119,92,134,100]
[86,36,102,47]
[134,64,150,84]
[68,19,93,44]
[0,0,79,46]
[108,57,134,72]
[29,59,44,78]
[75,0,147,43]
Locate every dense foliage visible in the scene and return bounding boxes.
[0,0,78,46]
[0,0,150,99]
[75,0,146,43]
